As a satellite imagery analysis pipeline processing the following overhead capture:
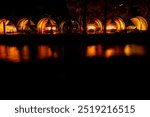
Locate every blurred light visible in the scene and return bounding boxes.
[0,19,17,34]
[37,45,53,59]
[106,24,117,30]
[37,18,58,34]
[128,16,148,32]
[87,25,96,31]
[0,45,7,59]
[17,18,35,32]
[22,46,30,61]
[106,17,125,33]
[105,48,115,58]
[86,18,103,34]
[86,45,97,57]
[7,46,20,62]
[124,45,146,56]
[105,46,124,58]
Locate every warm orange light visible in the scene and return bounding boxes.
[124,45,146,56]
[45,27,51,31]
[86,18,103,34]
[105,47,124,58]
[17,18,35,32]
[106,24,117,30]
[0,45,7,59]
[96,45,103,56]
[0,19,17,34]
[38,45,53,59]
[129,16,148,31]
[7,46,20,62]
[86,45,97,57]
[105,48,115,58]
[22,46,30,61]
[37,18,58,34]
[106,17,125,33]
[6,26,17,33]
[87,25,96,31]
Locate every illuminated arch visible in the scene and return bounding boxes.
[59,20,81,33]
[17,18,35,32]
[106,17,125,33]
[128,16,148,31]
[37,17,58,34]
[86,18,103,34]
[0,19,17,34]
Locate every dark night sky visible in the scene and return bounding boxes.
[0,0,149,19]
[0,0,69,18]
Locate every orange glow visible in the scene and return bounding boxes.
[124,45,146,56]
[106,17,125,33]
[38,45,53,59]
[53,52,58,58]
[0,45,7,59]
[17,18,35,31]
[105,47,124,58]
[0,19,17,34]
[128,16,148,31]
[45,27,51,31]
[86,45,97,57]
[105,48,115,58]
[127,26,136,32]
[86,18,103,34]
[86,45,103,57]
[96,45,103,56]
[37,18,58,34]
[115,17,126,31]
[87,25,96,31]
[7,46,20,62]
[22,46,30,61]
[106,24,117,30]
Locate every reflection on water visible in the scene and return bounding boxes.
[0,45,7,59]
[0,45,59,62]
[105,46,124,58]
[38,46,53,59]
[86,45,103,57]
[124,45,146,56]
[0,43,147,62]
[0,45,29,62]
[22,46,30,61]
[86,44,146,58]
[7,46,20,62]
[37,46,59,59]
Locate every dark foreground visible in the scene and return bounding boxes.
[0,33,150,100]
